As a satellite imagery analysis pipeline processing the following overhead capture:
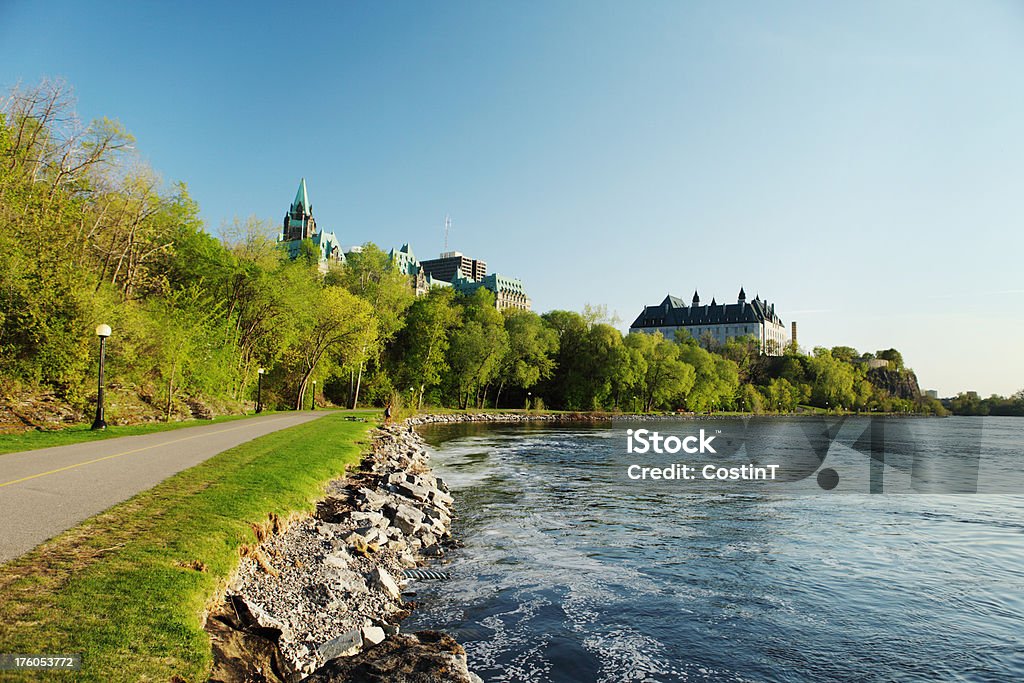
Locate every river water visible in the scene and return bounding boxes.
[407,416,1024,682]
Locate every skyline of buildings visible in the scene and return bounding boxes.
[278,179,531,309]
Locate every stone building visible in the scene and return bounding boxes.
[630,287,788,354]
[388,244,452,296]
[388,244,530,310]
[451,272,531,311]
[279,178,344,271]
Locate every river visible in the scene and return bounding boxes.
[407,416,1024,682]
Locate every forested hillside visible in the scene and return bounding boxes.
[0,81,967,427]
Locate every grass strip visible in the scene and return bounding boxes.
[0,412,374,681]
[0,409,381,455]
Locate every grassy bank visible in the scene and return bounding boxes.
[0,412,375,681]
[0,413,263,456]
[0,408,383,456]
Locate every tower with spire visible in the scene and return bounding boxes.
[282,178,316,241]
[278,178,344,271]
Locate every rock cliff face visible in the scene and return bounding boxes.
[866,368,921,400]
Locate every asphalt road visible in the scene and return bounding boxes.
[0,412,328,564]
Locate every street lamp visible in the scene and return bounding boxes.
[311,380,317,410]
[256,368,265,414]
[527,391,532,411]
[91,324,111,430]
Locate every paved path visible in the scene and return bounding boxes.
[0,412,328,564]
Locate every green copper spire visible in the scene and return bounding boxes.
[293,177,311,214]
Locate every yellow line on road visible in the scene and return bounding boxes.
[0,416,294,489]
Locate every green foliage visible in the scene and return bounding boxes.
[809,348,856,409]
[677,343,739,412]
[386,288,461,409]
[494,310,558,407]
[0,78,951,420]
[876,348,905,370]
[624,332,694,411]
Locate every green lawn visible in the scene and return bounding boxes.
[0,414,259,456]
[0,412,375,682]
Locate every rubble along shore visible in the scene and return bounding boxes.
[207,418,478,683]
[204,410,738,683]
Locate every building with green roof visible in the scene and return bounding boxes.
[451,272,531,311]
[279,178,344,272]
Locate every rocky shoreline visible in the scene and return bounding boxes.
[207,420,478,683]
[204,410,835,683]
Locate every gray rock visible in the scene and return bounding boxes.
[368,567,402,601]
[361,625,386,646]
[357,487,387,510]
[347,510,387,528]
[396,481,433,504]
[304,631,477,683]
[422,543,444,557]
[392,504,425,535]
[318,628,363,660]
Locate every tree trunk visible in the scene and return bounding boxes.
[295,376,308,411]
[165,376,174,422]
[350,361,364,409]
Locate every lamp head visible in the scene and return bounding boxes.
[258,368,266,375]
[95,324,111,338]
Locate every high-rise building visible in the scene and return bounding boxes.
[420,251,487,284]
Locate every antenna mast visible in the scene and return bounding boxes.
[443,214,452,252]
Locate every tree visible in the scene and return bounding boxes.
[540,310,591,409]
[446,289,509,409]
[389,288,460,409]
[809,348,856,408]
[737,384,765,413]
[494,310,558,408]
[286,286,377,410]
[328,243,413,407]
[677,341,740,412]
[875,348,905,370]
[830,346,859,363]
[765,377,800,412]
[625,332,695,411]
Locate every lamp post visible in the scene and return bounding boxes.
[91,324,111,430]
[256,368,265,414]
[311,380,317,410]
[527,391,532,411]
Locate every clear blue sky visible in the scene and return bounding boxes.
[2,1,1022,397]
